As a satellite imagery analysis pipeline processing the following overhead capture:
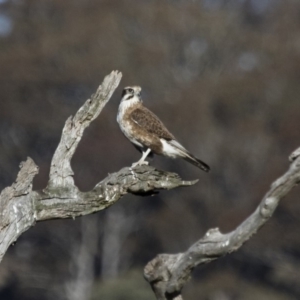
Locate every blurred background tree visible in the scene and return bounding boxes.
[0,0,300,299]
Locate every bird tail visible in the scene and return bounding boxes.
[182,153,210,172]
[168,140,210,172]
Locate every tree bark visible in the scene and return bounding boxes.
[0,70,197,263]
[1,69,299,300]
[144,147,300,300]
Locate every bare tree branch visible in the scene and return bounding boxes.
[0,158,39,262]
[2,68,295,300]
[34,165,197,221]
[47,71,122,190]
[144,147,300,300]
[0,70,198,264]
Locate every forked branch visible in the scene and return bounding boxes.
[0,70,197,263]
[1,69,298,300]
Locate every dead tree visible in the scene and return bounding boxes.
[0,71,299,300]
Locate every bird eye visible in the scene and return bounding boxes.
[128,88,134,93]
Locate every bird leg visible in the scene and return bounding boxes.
[131,148,151,167]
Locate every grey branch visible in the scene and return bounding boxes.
[2,69,298,300]
[47,70,122,190]
[144,147,300,300]
[0,70,197,263]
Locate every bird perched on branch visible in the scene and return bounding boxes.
[117,86,210,172]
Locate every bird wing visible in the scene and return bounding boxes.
[130,107,175,140]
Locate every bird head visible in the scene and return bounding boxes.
[121,86,142,102]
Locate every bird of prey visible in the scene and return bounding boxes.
[117,86,210,172]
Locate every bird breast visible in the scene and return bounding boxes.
[117,99,143,148]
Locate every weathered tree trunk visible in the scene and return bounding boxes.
[0,71,197,264]
[0,70,299,300]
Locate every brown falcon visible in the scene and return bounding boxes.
[117,86,210,172]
